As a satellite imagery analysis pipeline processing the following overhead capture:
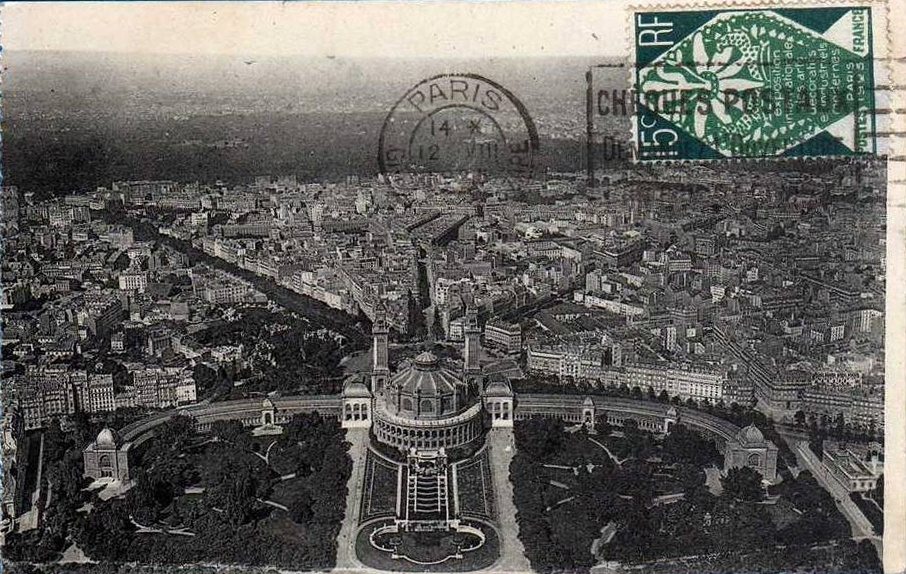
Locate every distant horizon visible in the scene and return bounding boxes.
[2,1,628,59]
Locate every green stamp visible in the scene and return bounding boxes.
[633,7,875,160]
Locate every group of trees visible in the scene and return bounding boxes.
[510,454,600,569]
[194,307,348,396]
[721,467,765,502]
[510,417,716,571]
[513,416,565,462]
[192,362,233,399]
[604,466,870,567]
[798,410,880,457]
[769,470,852,545]
[661,423,722,468]
[510,414,877,573]
[101,208,369,348]
[62,414,352,569]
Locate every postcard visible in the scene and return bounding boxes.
[0,1,903,573]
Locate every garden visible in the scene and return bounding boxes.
[5,413,352,571]
[454,447,496,521]
[193,307,351,397]
[359,448,401,522]
[509,416,881,574]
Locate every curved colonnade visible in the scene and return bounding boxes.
[516,394,741,446]
[116,393,742,454]
[120,396,342,446]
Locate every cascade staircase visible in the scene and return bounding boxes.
[405,465,450,522]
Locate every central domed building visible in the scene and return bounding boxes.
[342,306,511,561]
[372,349,485,451]
[342,306,513,455]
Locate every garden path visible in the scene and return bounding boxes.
[589,437,629,466]
[333,428,370,572]
[486,428,532,573]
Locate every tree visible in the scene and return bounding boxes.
[833,412,846,436]
[658,390,670,403]
[431,308,446,341]
[595,418,613,437]
[793,410,806,427]
[808,433,825,458]
[211,420,246,445]
[113,252,131,271]
[157,415,196,453]
[853,539,882,572]
[289,490,314,523]
[676,463,705,492]
[870,479,884,506]
[721,467,764,502]
[514,417,565,461]
[867,419,877,440]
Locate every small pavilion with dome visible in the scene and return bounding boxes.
[83,427,131,482]
[723,423,779,481]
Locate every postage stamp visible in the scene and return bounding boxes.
[631,7,876,160]
[378,74,539,178]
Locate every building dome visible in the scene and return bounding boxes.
[737,424,764,445]
[484,375,513,397]
[414,350,438,366]
[372,342,484,454]
[96,427,119,448]
[394,354,462,397]
[383,351,471,420]
[343,378,372,398]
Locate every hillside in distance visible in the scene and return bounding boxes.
[2,51,629,194]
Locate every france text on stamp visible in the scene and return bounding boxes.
[632,7,876,160]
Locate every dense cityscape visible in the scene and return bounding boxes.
[0,156,886,572]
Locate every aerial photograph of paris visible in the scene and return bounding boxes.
[0,2,890,574]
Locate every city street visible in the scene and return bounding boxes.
[790,439,882,557]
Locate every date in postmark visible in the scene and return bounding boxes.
[631,6,876,161]
[378,73,539,177]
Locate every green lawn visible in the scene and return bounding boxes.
[455,448,496,521]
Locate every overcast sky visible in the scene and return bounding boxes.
[2,1,628,58]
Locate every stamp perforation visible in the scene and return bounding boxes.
[622,0,893,164]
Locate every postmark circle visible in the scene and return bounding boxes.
[378,74,539,177]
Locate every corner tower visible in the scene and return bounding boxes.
[371,307,390,393]
[463,307,482,390]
